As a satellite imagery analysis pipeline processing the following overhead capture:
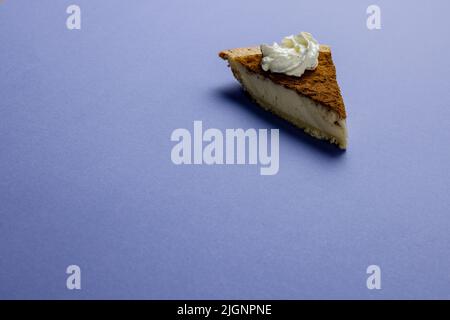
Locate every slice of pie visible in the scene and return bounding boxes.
[219,45,348,149]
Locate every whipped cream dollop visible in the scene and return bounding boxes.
[260,32,320,77]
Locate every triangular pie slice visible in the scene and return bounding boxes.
[219,45,348,149]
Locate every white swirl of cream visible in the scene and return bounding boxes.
[260,32,320,77]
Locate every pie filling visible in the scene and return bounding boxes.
[230,61,348,149]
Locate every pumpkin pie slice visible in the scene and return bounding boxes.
[219,45,348,149]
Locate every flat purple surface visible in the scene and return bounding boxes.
[1,0,450,299]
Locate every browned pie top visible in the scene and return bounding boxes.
[219,46,346,118]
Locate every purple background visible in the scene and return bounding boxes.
[1,0,450,299]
